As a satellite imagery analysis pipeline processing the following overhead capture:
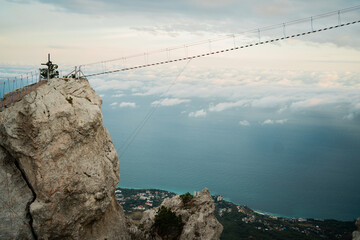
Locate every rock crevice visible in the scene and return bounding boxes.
[0,146,35,239]
[11,148,38,240]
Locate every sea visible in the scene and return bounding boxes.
[101,97,360,221]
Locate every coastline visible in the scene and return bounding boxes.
[116,187,356,239]
[117,185,356,222]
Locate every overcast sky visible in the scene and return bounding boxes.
[1,0,360,127]
[0,0,359,66]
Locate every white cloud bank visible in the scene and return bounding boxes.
[239,120,250,126]
[112,94,125,98]
[151,98,190,106]
[189,109,207,118]
[209,100,247,112]
[71,66,360,125]
[119,102,136,108]
[262,119,288,125]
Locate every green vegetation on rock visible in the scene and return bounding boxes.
[179,192,193,205]
[153,206,183,239]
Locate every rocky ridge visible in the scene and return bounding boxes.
[135,188,223,240]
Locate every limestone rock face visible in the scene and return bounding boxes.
[0,147,35,239]
[0,78,130,239]
[139,188,223,240]
[353,218,360,240]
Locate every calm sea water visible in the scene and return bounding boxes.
[102,100,360,221]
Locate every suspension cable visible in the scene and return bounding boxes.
[118,59,192,160]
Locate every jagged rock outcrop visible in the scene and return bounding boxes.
[353,218,360,240]
[0,78,130,239]
[138,188,223,240]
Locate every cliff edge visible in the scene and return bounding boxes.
[0,78,130,239]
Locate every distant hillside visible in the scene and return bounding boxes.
[117,187,356,240]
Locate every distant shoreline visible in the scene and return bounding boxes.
[117,187,356,239]
[117,186,355,222]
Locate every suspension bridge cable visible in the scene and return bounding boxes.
[82,19,360,78]
[79,5,360,69]
[118,59,192,160]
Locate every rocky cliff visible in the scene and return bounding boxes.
[0,77,130,239]
[136,188,223,240]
